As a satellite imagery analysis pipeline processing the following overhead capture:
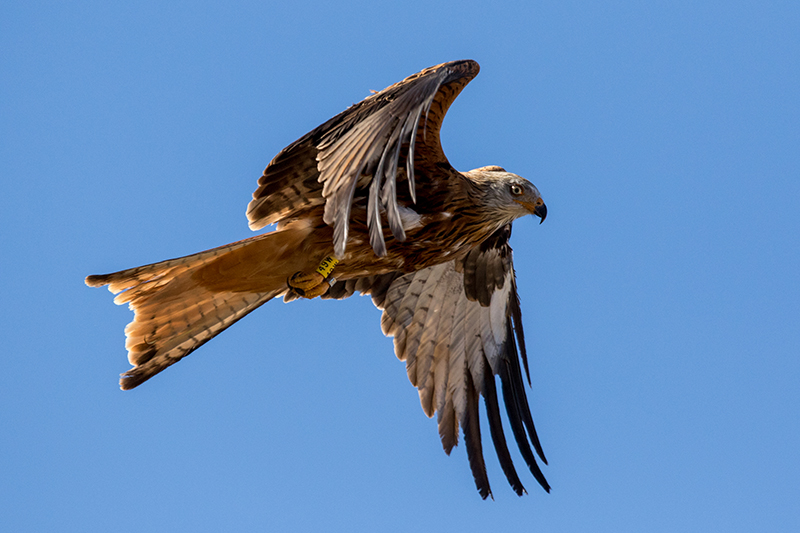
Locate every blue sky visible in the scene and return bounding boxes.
[2,1,799,531]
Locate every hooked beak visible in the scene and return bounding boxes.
[534,201,547,223]
[515,198,547,223]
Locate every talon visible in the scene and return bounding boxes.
[294,280,331,299]
[287,256,339,299]
[288,271,325,291]
[288,271,330,299]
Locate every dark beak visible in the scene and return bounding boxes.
[534,201,547,224]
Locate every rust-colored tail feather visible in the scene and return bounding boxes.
[87,229,311,389]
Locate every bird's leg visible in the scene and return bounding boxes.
[287,271,329,298]
[287,256,339,299]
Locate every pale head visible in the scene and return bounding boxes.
[466,165,547,225]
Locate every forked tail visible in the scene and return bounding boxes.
[87,229,311,389]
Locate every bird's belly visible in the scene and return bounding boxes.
[332,218,486,280]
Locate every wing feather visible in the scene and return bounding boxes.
[389,272,428,365]
[415,275,447,416]
[447,294,468,429]
[483,351,527,496]
[463,298,486,391]
[403,264,448,388]
[431,273,459,451]
[246,60,480,256]
[323,224,548,497]
[463,365,491,499]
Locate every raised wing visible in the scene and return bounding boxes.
[246,60,480,257]
[325,225,549,498]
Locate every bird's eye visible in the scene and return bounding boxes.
[510,184,523,196]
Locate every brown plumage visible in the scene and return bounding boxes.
[86,59,549,498]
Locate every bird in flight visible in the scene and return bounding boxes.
[87,59,549,499]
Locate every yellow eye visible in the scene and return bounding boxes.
[510,184,523,196]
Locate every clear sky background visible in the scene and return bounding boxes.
[2,1,799,531]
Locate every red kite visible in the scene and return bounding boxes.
[87,60,549,498]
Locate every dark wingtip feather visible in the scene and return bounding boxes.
[498,360,551,492]
[505,321,548,465]
[509,280,532,386]
[483,354,527,496]
[464,368,492,499]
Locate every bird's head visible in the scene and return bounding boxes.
[466,166,547,224]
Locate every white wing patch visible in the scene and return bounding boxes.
[490,280,512,353]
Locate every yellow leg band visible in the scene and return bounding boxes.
[315,256,339,278]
